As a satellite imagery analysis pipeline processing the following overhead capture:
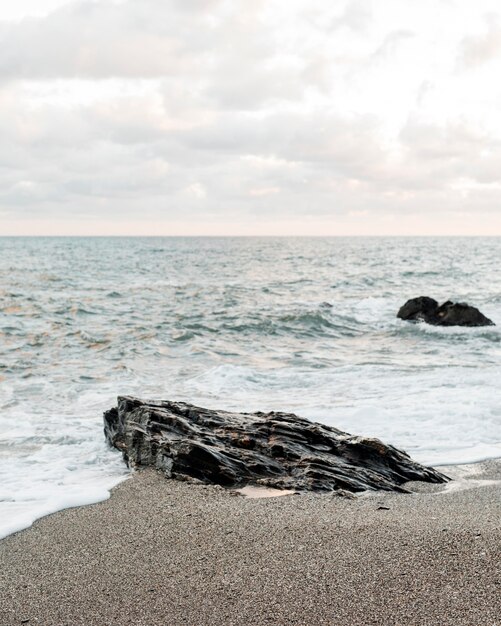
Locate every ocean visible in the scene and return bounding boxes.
[1,236,500,539]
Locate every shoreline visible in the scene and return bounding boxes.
[1,460,500,625]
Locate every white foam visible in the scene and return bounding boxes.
[189,362,501,468]
[0,401,129,540]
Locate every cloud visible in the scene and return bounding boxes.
[328,0,373,33]
[2,0,501,234]
[391,117,501,195]
[399,119,486,161]
[371,30,415,62]
[457,14,501,69]
[0,1,197,79]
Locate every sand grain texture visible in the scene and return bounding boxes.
[1,463,500,626]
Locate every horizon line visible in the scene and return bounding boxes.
[1,234,501,238]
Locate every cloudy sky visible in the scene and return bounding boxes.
[2,0,501,235]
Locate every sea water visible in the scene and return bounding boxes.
[1,236,500,538]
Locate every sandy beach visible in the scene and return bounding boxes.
[1,461,500,626]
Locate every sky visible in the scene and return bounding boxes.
[2,0,501,235]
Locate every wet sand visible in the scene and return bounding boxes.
[1,461,500,626]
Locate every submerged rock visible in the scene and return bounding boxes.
[397,297,494,327]
[104,396,448,495]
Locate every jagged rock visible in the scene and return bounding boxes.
[104,396,448,495]
[397,297,494,327]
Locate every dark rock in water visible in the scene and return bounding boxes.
[397,297,494,327]
[397,296,439,323]
[104,396,448,495]
[433,301,494,326]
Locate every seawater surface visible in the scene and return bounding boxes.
[1,237,500,538]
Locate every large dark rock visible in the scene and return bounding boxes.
[397,296,439,323]
[397,297,494,327]
[433,301,495,326]
[104,396,448,495]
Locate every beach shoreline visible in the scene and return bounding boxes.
[1,460,500,626]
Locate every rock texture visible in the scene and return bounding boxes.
[397,297,494,327]
[104,396,448,494]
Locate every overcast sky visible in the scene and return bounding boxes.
[2,0,501,235]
